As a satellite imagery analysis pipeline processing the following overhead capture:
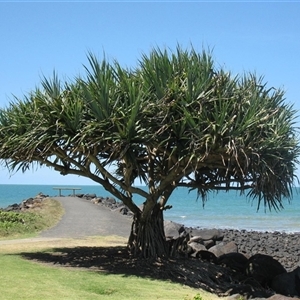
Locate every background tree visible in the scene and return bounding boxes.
[0,47,299,258]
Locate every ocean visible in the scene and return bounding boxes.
[0,184,299,233]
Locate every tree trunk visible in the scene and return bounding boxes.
[127,204,169,258]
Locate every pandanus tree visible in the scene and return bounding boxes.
[0,47,299,258]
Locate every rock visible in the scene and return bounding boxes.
[267,294,297,300]
[208,242,224,257]
[21,197,43,209]
[227,282,273,299]
[209,241,238,257]
[222,230,300,272]
[203,239,215,248]
[189,235,204,243]
[246,254,286,287]
[188,236,215,248]
[188,241,207,253]
[271,266,300,297]
[35,192,48,199]
[190,228,224,241]
[115,205,132,216]
[195,250,217,262]
[217,252,248,273]
[104,197,116,204]
[4,193,48,211]
[75,193,84,198]
[99,197,117,208]
[84,193,97,200]
[3,203,20,212]
[220,241,238,253]
[164,220,185,239]
[22,197,34,204]
[91,197,102,204]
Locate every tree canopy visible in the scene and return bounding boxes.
[0,46,299,257]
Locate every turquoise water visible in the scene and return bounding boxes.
[0,184,299,233]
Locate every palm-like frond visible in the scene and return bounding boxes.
[0,46,299,211]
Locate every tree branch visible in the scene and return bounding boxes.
[88,154,149,198]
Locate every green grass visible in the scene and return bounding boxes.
[0,201,218,300]
[0,198,64,239]
[0,249,212,300]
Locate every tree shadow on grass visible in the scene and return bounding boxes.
[20,246,272,298]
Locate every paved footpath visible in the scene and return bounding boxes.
[39,197,132,238]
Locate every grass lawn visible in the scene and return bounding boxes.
[0,200,221,300]
[0,237,219,300]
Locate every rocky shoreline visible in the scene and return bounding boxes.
[3,192,300,297]
[222,228,300,273]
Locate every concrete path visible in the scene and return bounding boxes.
[39,197,132,238]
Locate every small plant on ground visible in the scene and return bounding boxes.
[0,199,63,238]
[193,293,203,300]
[0,211,40,236]
[184,293,203,300]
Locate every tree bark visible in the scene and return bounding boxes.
[127,203,169,258]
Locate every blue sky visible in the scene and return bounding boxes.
[0,2,300,185]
